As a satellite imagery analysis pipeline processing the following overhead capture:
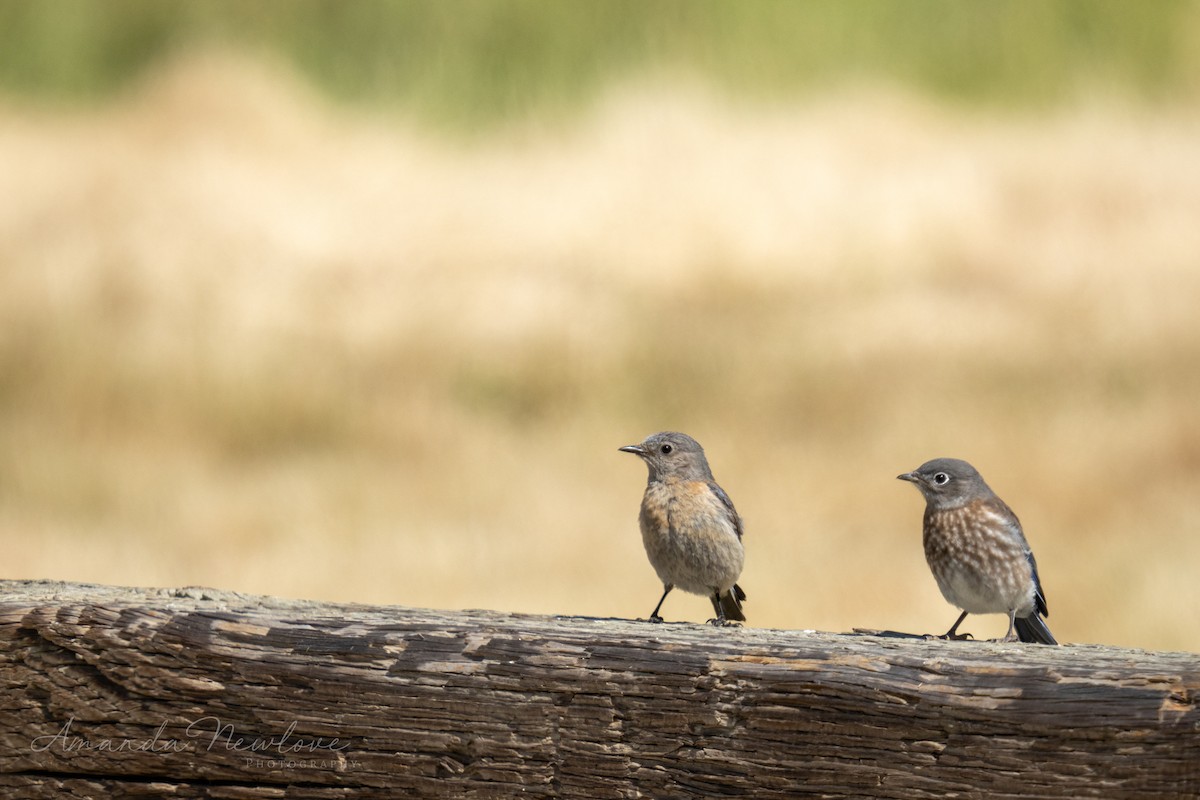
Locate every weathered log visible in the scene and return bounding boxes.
[0,579,1196,798]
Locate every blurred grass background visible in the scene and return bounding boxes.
[4,0,1200,123]
[1,1,1198,651]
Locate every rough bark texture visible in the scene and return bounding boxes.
[0,580,1197,799]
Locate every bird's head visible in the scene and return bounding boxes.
[897,457,992,509]
[620,431,713,482]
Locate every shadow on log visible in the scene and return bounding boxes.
[1,579,1197,798]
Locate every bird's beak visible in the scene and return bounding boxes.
[896,471,919,483]
[619,444,646,456]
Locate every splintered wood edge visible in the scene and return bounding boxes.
[1,578,1197,674]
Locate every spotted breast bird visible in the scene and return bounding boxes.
[898,457,1057,645]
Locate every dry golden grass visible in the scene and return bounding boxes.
[2,54,1198,651]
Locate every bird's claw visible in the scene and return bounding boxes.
[647,615,664,624]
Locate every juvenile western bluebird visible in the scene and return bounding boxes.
[620,432,747,626]
[898,458,1057,645]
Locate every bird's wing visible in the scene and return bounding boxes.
[1026,549,1049,617]
[985,495,1049,617]
[995,496,1049,618]
[707,481,744,540]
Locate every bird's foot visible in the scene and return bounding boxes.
[926,631,974,641]
[646,614,664,624]
[991,633,1020,643]
[707,618,742,628]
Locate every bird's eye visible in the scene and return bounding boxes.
[660,443,673,454]
[933,472,950,485]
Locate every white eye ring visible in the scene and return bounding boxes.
[933,472,950,485]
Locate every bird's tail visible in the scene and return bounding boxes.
[1014,613,1058,645]
[719,584,747,622]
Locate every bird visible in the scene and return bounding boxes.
[619,432,747,626]
[897,458,1057,645]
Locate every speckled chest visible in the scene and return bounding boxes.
[923,500,1034,614]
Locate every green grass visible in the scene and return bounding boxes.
[1,0,1198,128]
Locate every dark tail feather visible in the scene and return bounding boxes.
[1014,614,1057,645]
[720,584,747,622]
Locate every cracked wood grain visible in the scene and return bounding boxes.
[0,580,1197,799]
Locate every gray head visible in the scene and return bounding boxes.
[619,431,714,482]
[897,457,995,509]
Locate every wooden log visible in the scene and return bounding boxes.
[0,579,1197,798]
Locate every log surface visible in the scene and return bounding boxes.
[0,579,1197,799]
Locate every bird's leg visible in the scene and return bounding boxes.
[707,590,725,627]
[940,610,973,640]
[648,585,672,623]
[708,589,738,627]
[996,610,1019,643]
